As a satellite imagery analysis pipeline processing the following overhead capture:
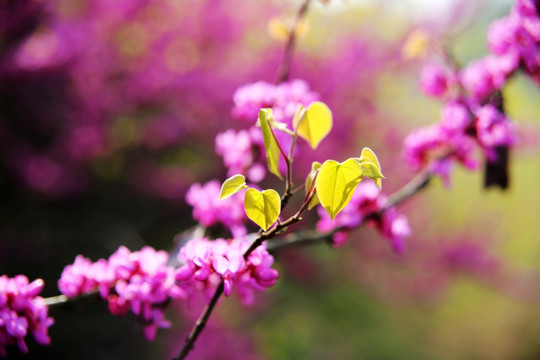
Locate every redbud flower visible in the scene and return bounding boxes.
[0,275,54,356]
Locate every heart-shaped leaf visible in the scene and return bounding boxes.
[244,188,281,231]
[259,109,283,180]
[295,101,333,149]
[220,174,248,200]
[316,158,363,220]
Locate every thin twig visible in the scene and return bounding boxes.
[173,176,318,360]
[275,0,312,84]
[268,170,433,252]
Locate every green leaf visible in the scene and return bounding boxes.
[316,158,363,220]
[296,101,333,149]
[219,174,248,200]
[305,161,321,210]
[259,109,283,180]
[356,147,383,189]
[244,188,281,231]
[360,162,384,189]
[360,147,381,170]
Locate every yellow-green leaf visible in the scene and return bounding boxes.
[244,188,281,231]
[259,109,283,179]
[296,101,333,149]
[356,147,383,189]
[305,161,321,210]
[360,161,384,189]
[316,158,363,220]
[360,147,381,170]
[219,174,248,200]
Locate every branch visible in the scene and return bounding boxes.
[268,170,433,252]
[275,0,312,84]
[173,182,317,360]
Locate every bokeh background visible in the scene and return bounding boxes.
[1,0,540,358]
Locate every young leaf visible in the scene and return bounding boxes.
[360,147,381,170]
[259,109,283,180]
[357,147,383,189]
[305,161,321,210]
[244,188,281,231]
[316,158,363,220]
[296,101,333,149]
[220,174,248,200]
[360,161,384,189]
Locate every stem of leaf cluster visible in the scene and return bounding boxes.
[173,169,316,360]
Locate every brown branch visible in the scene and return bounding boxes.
[268,170,433,252]
[173,182,317,360]
[275,0,312,84]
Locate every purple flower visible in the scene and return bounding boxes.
[0,275,54,356]
[474,104,516,159]
[185,180,247,237]
[231,80,319,124]
[59,246,186,341]
[420,64,452,98]
[176,237,278,304]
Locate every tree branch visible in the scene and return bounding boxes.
[275,0,312,84]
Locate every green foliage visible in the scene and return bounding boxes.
[244,188,281,231]
[305,161,321,210]
[316,158,364,220]
[259,108,283,180]
[219,174,248,200]
[294,101,333,149]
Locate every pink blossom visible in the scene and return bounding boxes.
[420,64,451,98]
[0,275,54,356]
[59,246,186,340]
[185,180,247,238]
[176,237,279,304]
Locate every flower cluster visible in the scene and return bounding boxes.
[176,237,279,305]
[403,101,515,184]
[216,80,319,181]
[403,2,533,182]
[317,181,411,253]
[185,180,248,237]
[0,275,54,356]
[59,246,186,340]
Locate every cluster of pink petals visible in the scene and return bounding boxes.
[216,80,319,182]
[231,80,319,124]
[487,0,540,87]
[215,128,266,182]
[0,275,54,356]
[58,246,186,340]
[176,237,279,305]
[317,181,411,253]
[404,101,515,184]
[185,180,248,237]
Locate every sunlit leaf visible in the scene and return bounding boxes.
[219,174,248,200]
[244,188,281,231]
[316,158,363,220]
[360,161,384,189]
[305,161,321,210]
[296,101,333,149]
[360,147,381,170]
[259,109,283,180]
[356,147,383,189]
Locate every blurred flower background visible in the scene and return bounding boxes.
[1,0,540,358]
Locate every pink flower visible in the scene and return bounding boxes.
[420,64,451,98]
[0,275,54,356]
[185,180,247,237]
